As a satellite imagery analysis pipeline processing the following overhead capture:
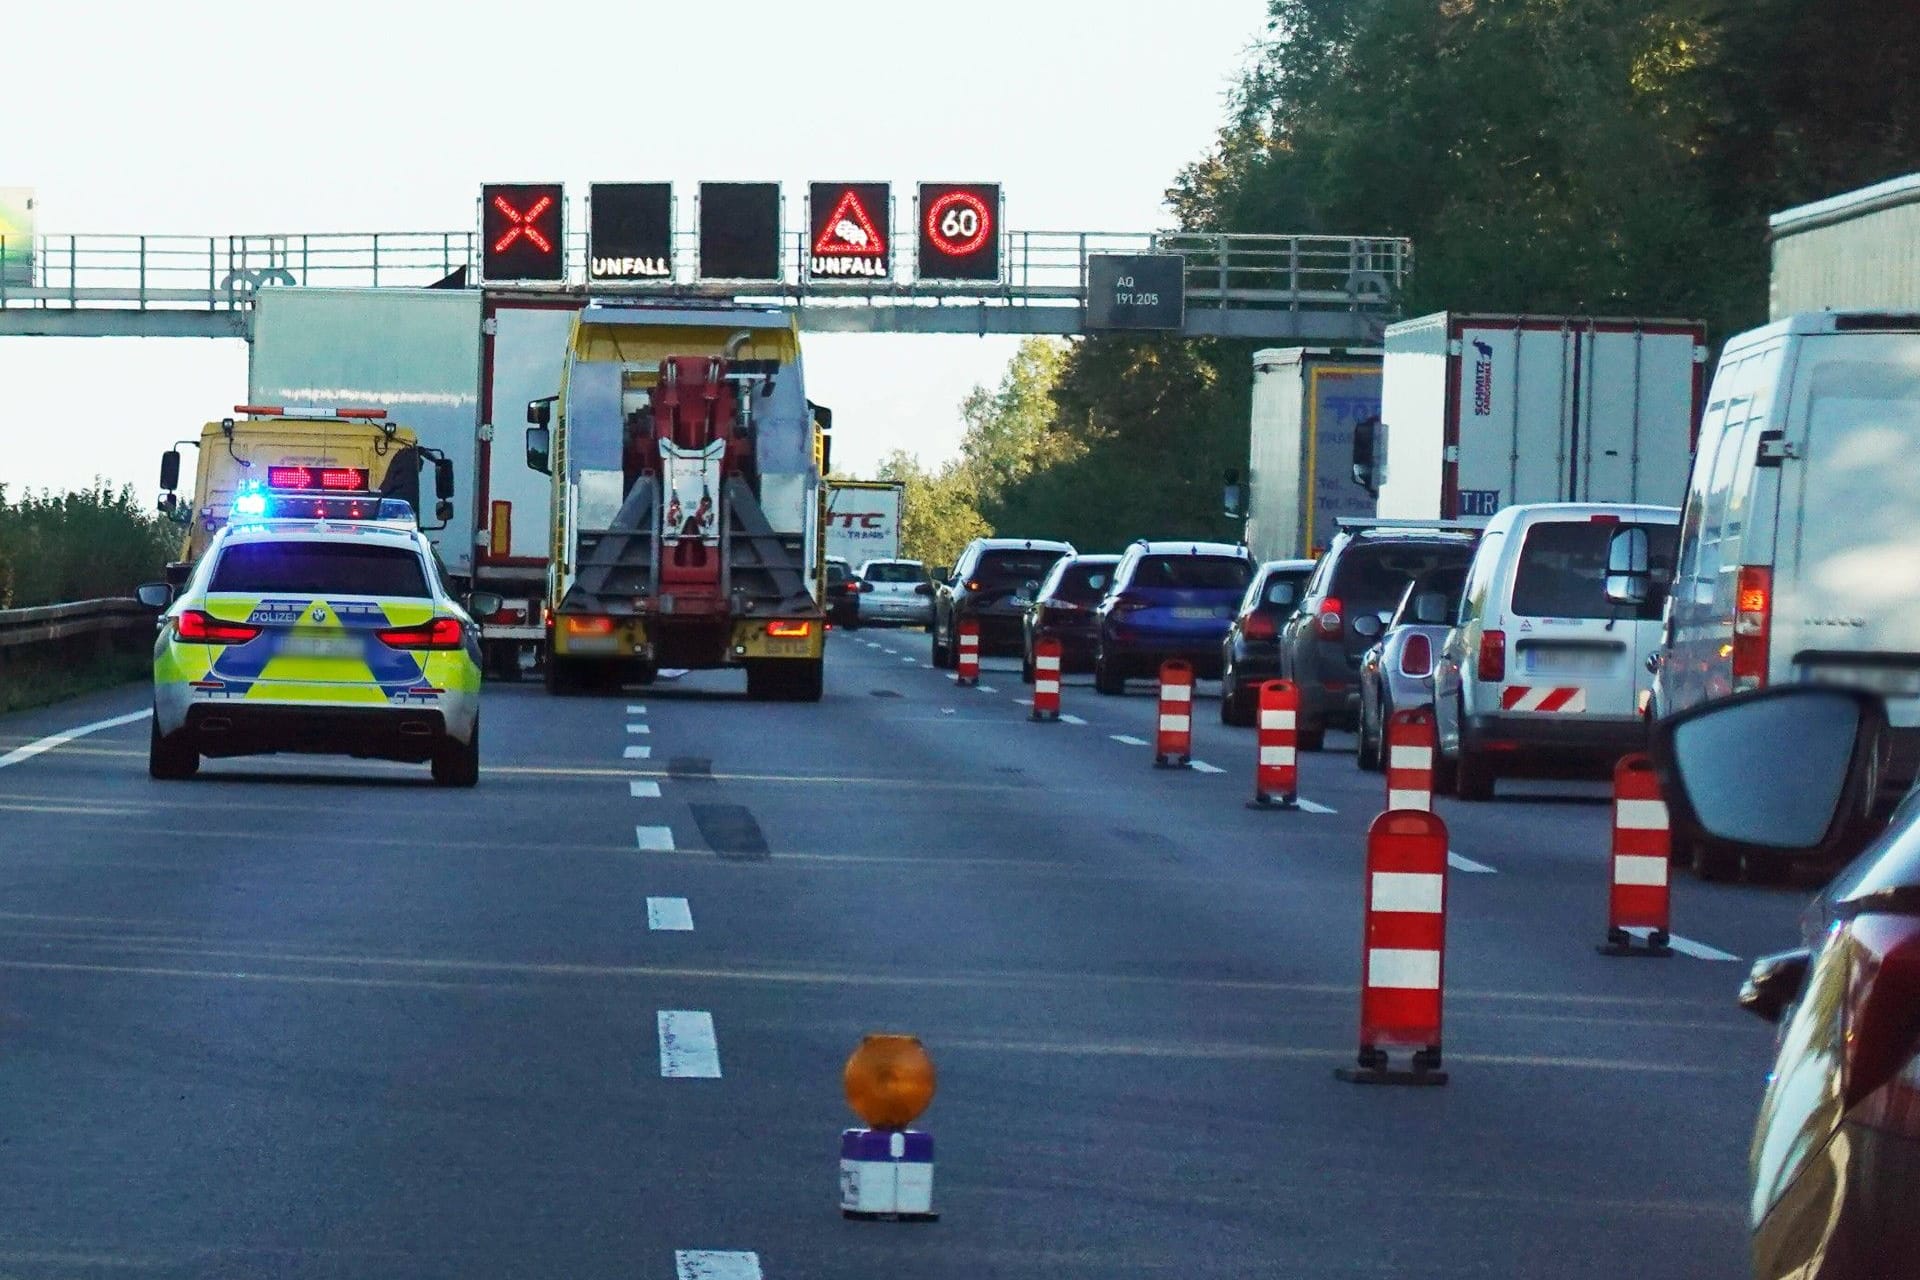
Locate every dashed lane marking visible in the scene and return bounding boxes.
[624,746,653,760]
[901,657,917,664]
[1625,928,1741,962]
[1191,760,1226,774]
[629,780,662,798]
[977,684,998,694]
[627,723,651,735]
[0,709,151,772]
[626,704,647,714]
[635,825,677,852]
[647,897,694,932]
[658,1010,722,1078]
[1296,799,1337,815]
[1059,714,1088,726]
[676,1251,761,1280]
[1109,734,1149,746]
[1448,851,1497,874]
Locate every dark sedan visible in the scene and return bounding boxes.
[1021,554,1119,681]
[931,537,1075,668]
[1219,558,1315,726]
[1655,685,1920,1279]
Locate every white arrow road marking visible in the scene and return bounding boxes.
[658,1011,722,1078]
[1624,927,1741,962]
[1110,734,1149,746]
[1190,760,1226,774]
[647,897,694,932]
[635,825,676,852]
[676,1251,760,1280]
[0,709,151,771]
[624,746,652,760]
[1448,851,1497,874]
[629,780,661,798]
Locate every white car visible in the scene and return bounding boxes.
[1432,502,1678,800]
[854,558,933,628]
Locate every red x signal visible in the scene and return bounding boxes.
[492,193,555,254]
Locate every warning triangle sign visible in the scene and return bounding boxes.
[813,189,885,257]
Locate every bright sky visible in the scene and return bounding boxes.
[0,0,1268,499]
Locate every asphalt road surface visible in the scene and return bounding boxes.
[0,630,1805,1279]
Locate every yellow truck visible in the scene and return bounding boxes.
[158,405,455,580]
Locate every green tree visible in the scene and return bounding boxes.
[873,451,990,571]
[0,481,177,609]
[956,337,1080,514]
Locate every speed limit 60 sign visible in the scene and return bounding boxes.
[917,182,1001,282]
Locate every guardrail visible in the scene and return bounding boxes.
[0,598,154,669]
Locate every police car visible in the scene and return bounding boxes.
[139,485,490,785]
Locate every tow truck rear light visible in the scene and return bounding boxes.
[1402,632,1434,676]
[1315,597,1344,637]
[376,616,465,650]
[175,610,261,645]
[1477,630,1506,682]
[1240,612,1277,640]
[1733,565,1773,690]
[565,616,615,636]
[766,620,812,638]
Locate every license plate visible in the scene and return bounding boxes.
[1523,648,1614,675]
[1173,607,1214,619]
[763,640,810,657]
[1008,597,1031,608]
[1803,665,1920,697]
[277,634,360,658]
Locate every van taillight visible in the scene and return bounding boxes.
[1402,633,1433,677]
[1733,566,1772,690]
[1477,630,1506,682]
[1316,597,1344,637]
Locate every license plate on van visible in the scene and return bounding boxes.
[1802,664,1920,697]
[1522,647,1615,676]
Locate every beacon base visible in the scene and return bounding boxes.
[839,1128,938,1222]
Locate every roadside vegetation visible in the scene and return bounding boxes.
[887,0,1920,555]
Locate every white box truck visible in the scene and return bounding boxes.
[249,287,582,676]
[1367,313,1706,523]
[1242,347,1381,561]
[824,480,904,565]
[1771,172,1920,319]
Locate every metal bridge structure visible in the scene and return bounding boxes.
[0,228,1411,343]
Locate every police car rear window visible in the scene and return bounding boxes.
[211,542,431,598]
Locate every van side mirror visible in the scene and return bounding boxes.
[159,449,182,493]
[1222,467,1245,518]
[1351,417,1382,494]
[1650,685,1884,859]
[435,456,456,502]
[1604,527,1651,605]
[1412,591,1449,625]
[526,425,551,475]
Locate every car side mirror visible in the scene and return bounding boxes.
[159,449,182,493]
[1412,592,1449,625]
[526,425,551,475]
[1023,580,1040,596]
[1604,526,1651,605]
[468,590,505,619]
[1222,467,1245,519]
[1351,416,1382,494]
[933,566,950,584]
[136,582,174,609]
[1266,585,1296,608]
[913,582,931,596]
[1651,685,1885,858]
[1739,948,1812,1024]
[1353,614,1383,639]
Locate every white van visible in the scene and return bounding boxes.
[1656,311,1920,809]
[1433,502,1679,800]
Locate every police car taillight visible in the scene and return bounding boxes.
[176,610,261,645]
[375,617,465,650]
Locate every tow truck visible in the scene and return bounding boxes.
[157,404,456,583]
[524,304,827,700]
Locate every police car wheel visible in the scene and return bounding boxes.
[148,719,198,781]
[431,722,480,788]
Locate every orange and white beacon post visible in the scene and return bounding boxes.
[840,1033,939,1222]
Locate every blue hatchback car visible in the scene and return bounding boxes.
[1092,540,1255,694]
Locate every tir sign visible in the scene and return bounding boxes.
[808,182,890,281]
[481,183,565,283]
[916,182,1001,282]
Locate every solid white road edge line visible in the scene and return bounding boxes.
[0,709,152,772]
[1625,927,1741,962]
[675,1250,761,1280]
[658,1010,722,1078]
[629,780,662,798]
[646,897,694,932]
[1448,851,1497,874]
[635,825,676,852]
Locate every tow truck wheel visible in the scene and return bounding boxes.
[544,656,580,696]
[148,719,198,781]
[787,659,824,702]
[432,721,481,788]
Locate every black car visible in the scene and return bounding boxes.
[1277,525,1477,750]
[824,557,861,630]
[1654,686,1920,1280]
[931,538,1075,668]
[1219,558,1317,726]
[1020,554,1119,681]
